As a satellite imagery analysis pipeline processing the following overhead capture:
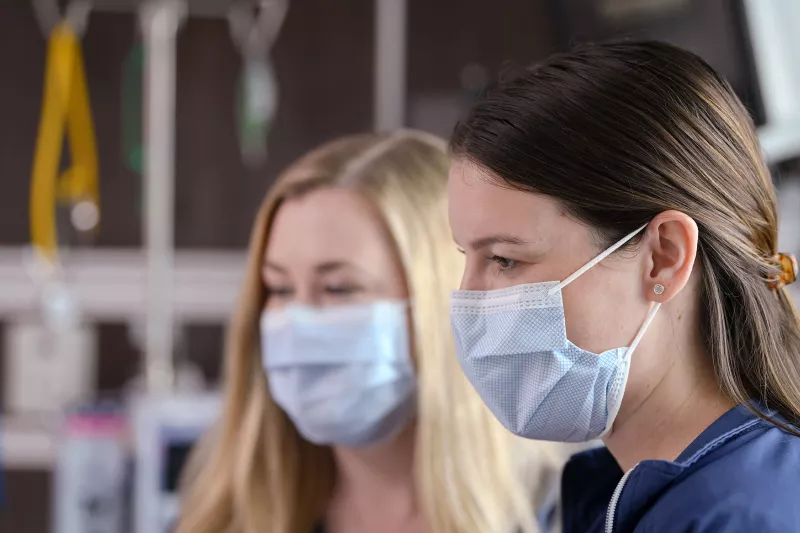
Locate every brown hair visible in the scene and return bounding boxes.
[178,131,559,533]
[450,40,800,433]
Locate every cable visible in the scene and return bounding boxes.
[30,21,100,264]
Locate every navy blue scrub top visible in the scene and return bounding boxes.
[562,403,800,532]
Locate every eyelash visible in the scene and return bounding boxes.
[325,284,362,295]
[265,285,363,299]
[489,255,517,272]
[457,247,518,273]
[266,286,293,299]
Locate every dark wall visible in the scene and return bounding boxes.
[407,0,557,137]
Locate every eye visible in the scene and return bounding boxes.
[266,285,294,300]
[325,284,363,296]
[489,255,517,271]
[457,248,465,255]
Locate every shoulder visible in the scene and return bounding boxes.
[639,423,800,532]
[683,420,800,498]
[640,494,797,532]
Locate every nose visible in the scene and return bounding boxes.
[293,285,320,307]
[459,264,483,291]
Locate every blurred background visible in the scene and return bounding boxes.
[1,0,799,532]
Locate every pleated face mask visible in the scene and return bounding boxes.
[261,300,416,447]
[450,225,660,443]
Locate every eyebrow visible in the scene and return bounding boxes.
[263,260,362,275]
[467,233,530,250]
[314,261,355,274]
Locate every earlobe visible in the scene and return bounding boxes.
[645,211,698,302]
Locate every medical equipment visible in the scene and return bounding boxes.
[30,6,99,265]
[132,393,221,533]
[53,406,128,533]
[20,0,100,427]
[229,0,288,168]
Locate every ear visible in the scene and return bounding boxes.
[642,211,698,303]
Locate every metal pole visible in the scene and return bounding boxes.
[140,0,185,393]
[374,0,407,131]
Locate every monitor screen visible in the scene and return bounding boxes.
[547,0,765,125]
[161,440,195,494]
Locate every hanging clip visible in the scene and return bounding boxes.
[228,0,288,59]
[228,0,288,168]
[33,0,92,39]
[30,8,99,265]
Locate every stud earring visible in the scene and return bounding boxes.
[653,284,665,295]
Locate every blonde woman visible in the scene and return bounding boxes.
[177,130,561,533]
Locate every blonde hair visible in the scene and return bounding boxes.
[177,130,560,533]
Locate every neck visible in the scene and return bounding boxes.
[604,307,735,471]
[329,424,420,523]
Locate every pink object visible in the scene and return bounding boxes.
[66,414,126,436]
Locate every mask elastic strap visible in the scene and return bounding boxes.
[548,223,649,296]
[626,301,661,360]
[599,300,662,440]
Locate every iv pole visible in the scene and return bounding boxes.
[140,0,186,393]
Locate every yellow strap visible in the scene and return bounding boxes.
[30,23,99,263]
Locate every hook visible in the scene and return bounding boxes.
[33,0,92,38]
[228,0,287,168]
[228,0,288,58]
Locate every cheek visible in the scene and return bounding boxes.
[562,268,647,353]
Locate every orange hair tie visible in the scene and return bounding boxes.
[769,253,798,291]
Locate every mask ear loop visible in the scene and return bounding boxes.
[548,223,649,296]
[599,300,662,440]
[627,301,661,359]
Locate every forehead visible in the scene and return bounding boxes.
[447,159,563,246]
[265,187,398,270]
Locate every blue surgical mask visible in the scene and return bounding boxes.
[261,300,416,447]
[450,225,660,443]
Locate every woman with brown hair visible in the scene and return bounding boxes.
[177,130,561,533]
[447,40,800,532]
